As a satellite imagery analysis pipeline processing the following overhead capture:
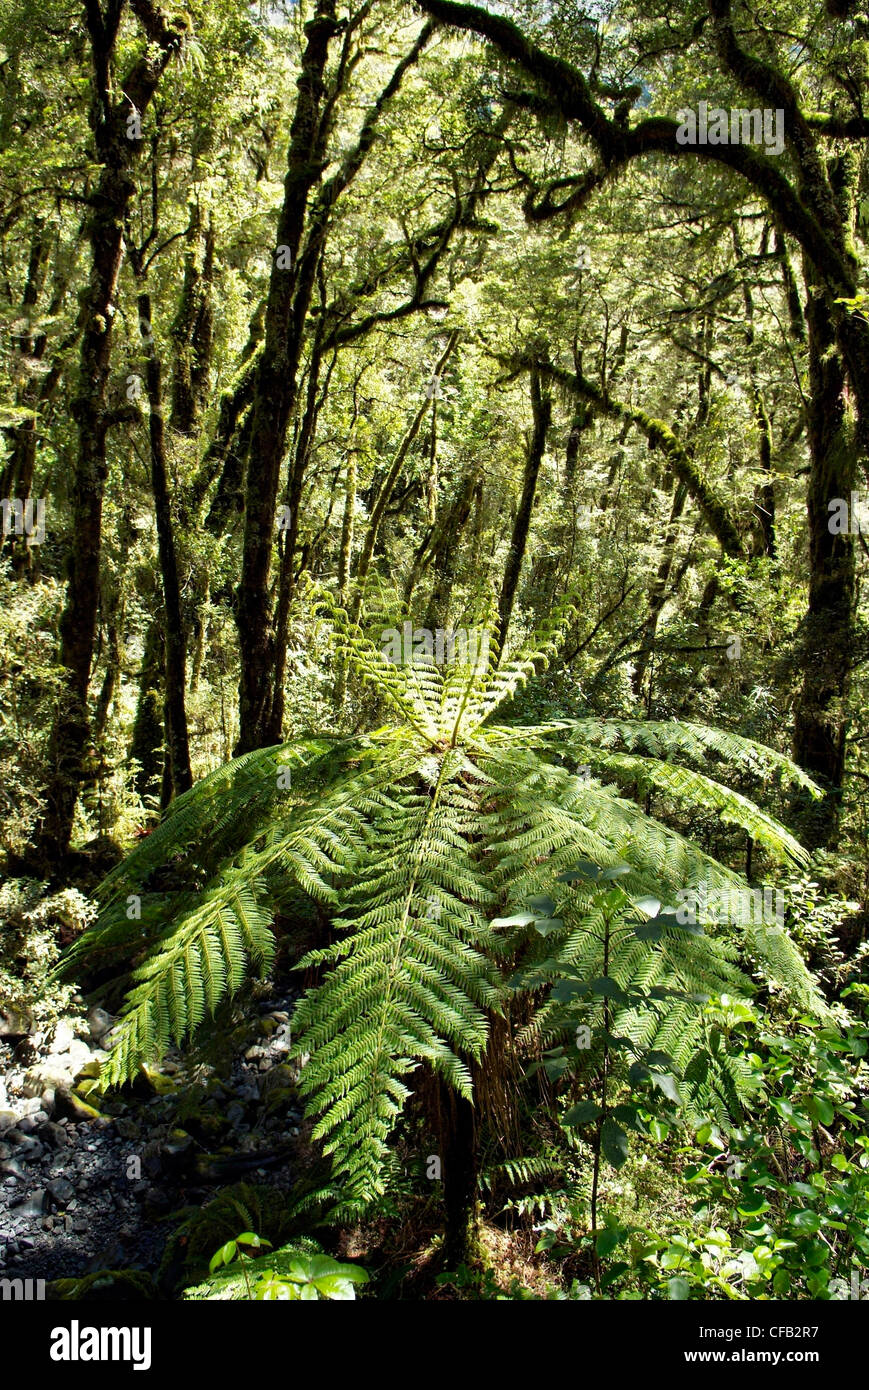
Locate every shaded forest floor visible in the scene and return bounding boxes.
[0,971,307,1295]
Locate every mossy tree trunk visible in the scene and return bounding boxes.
[34,0,182,866]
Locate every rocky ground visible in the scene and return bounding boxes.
[0,985,307,1292]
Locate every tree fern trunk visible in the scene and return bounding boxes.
[437,1077,480,1269]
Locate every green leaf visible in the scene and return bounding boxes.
[236,1232,271,1250]
[601,1117,630,1169]
[646,1050,678,1071]
[256,1278,298,1301]
[589,976,629,1002]
[209,1240,237,1273]
[312,1276,358,1300]
[612,1103,643,1131]
[544,1055,570,1079]
[533,917,563,935]
[527,895,556,916]
[634,923,663,941]
[551,977,590,1001]
[650,1072,681,1104]
[809,1097,834,1127]
[556,860,602,882]
[655,907,683,925]
[737,1193,770,1217]
[596,1226,630,1258]
[563,1100,602,1127]
[790,1210,821,1233]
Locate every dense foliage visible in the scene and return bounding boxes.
[1,0,868,1302]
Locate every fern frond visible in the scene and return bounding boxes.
[102,877,275,1085]
[293,754,502,1204]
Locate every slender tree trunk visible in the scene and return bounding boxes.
[170,208,214,435]
[136,286,192,797]
[337,449,358,607]
[129,616,165,805]
[732,224,777,558]
[495,364,551,653]
[632,480,688,698]
[93,506,133,741]
[422,469,477,631]
[350,335,458,631]
[268,320,331,741]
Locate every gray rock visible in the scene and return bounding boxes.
[47,1178,75,1207]
[40,1122,69,1149]
[9,1189,46,1216]
[87,1007,114,1043]
[53,1087,99,1124]
[9,1137,43,1162]
[22,1064,73,1098]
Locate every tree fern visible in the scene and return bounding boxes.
[67,593,825,1215]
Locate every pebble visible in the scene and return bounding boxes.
[47,1178,75,1206]
[12,1138,43,1162]
[40,1122,69,1149]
